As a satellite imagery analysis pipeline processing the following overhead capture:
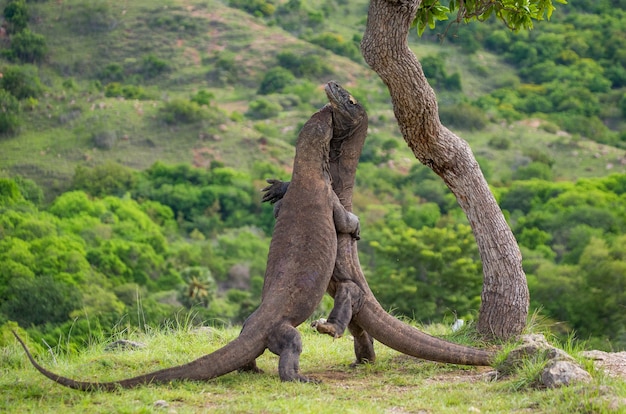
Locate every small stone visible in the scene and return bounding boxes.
[104,339,146,351]
[541,360,592,388]
[154,400,169,408]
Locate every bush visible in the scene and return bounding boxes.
[0,65,43,99]
[488,136,511,150]
[72,162,136,197]
[229,0,276,17]
[140,54,169,79]
[11,176,43,205]
[309,32,360,61]
[3,0,29,34]
[556,114,611,142]
[190,90,214,106]
[276,51,332,78]
[207,52,240,85]
[513,161,553,181]
[92,129,117,150]
[5,29,47,63]
[523,148,554,167]
[104,83,150,100]
[0,90,20,135]
[159,99,205,124]
[421,54,462,91]
[0,275,82,326]
[257,67,295,95]
[0,178,23,205]
[439,103,488,131]
[147,12,201,35]
[245,98,282,119]
[99,63,125,83]
[67,1,117,34]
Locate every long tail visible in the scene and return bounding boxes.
[13,330,266,391]
[354,300,495,366]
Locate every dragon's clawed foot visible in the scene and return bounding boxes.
[311,319,342,339]
[261,178,287,204]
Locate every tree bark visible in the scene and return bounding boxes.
[361,0,529,339]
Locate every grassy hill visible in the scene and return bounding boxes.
[0,0,624,200]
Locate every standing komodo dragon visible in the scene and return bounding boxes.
[13,104,361,390]
[263,81,494,366]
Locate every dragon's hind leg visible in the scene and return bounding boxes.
[267,324,317,383]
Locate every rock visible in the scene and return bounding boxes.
[104,339,146,351]
[541,360,592,388]
[581,350,626,379]
[153,399,169,408]
[498,333,593,388]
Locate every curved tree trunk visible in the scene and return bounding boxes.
[361,0,529,339]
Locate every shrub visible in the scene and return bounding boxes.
[488,136,511,150]
[229,0,276,17]
[309,32,360,61]
[3,0,29,34]
[0,178,23,205]
[513,161,553,181]
[523,148,554,167]
[99,63,125,83]
[556,114,611,142]
[6,29,47,63]
[257,67,295,95]
[140,54,169,79]
[0,90,20,135]
[0,275,82,326]
[1,65,43,100]
[104,83,150,100]
[72,162,136,197]
[276,51,332,78]
[190,90,214,106]
[147,12,201,35]
[159,99,205,124]
[246,98,282,119]
[421,54,462,91]
[439,103,488,131]
[92,130,117,150]
[206,52,240,85]
[67,1,117,34]
[12,176,43,205]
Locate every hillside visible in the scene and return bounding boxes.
[0,0,624,197]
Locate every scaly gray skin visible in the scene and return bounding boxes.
[13,105,361,391]
[263,81,494,366]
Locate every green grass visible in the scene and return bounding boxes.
[2,323,625,413]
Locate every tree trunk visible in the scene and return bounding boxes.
[361,0,529,339]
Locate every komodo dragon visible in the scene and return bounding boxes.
[263,81,494,366]
[13,104,361,390]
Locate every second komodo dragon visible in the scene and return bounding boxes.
[13,104,360,390]
[263,81,494,366]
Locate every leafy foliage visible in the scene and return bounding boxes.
[0,90,20,135]
[5,29,47,63]
[415,0,568,36]
[309,32,360,61]
[369,222,482,322]
[257,67,295,95]
[2,0,29,34]
[0,65,43,100]
[229,0,276,17]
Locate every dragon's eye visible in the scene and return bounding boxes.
[348,95,357,105]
